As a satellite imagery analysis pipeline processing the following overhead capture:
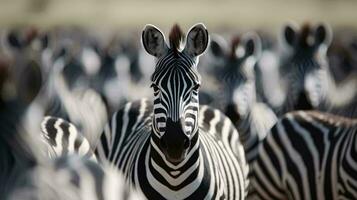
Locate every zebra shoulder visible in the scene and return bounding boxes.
[96,99,153,160]
[199,105,246,158]
[41,116,96,161]
[110,98,153,133]
[199,105,238,137]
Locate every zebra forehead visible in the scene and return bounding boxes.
[151,52,200,83]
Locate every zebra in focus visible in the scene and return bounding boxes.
[0,51,144,200]
[95,23,249,199]
[205,33,278,166]
[249,111,357,199]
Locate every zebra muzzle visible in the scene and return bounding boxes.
[159,118,191,164]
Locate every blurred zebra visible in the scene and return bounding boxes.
[95,23,249,199]
[205,33,278,166]
[40,33,108,148]
[0,51,144,200]
[249,110,357,199]
[268,23,332,115]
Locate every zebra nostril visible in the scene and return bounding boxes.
[183,138,190,149]
[160,138,168,150]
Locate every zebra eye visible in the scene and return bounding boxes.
[192,84,200,91]
[151,83,160,91]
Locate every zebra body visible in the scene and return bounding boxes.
[96,98,248,199]
[249,110,357,199]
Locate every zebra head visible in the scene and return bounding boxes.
[280,23,332,109]
[4,27,51,84]
[209,33,262,121]
[142,23,209,164]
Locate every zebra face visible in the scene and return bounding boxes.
[142,23,208,164]
[4,28,51,83]
[210,34,261,119]
[280,23,332,108]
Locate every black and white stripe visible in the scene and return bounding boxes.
[249,111,357,199]
[95,23,249,199]
[41,116,97,161]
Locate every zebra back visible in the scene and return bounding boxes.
[41,116,97,161]
[249,110,357,199]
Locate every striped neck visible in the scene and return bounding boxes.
[146,129,204,197]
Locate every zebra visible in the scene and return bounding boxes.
[3,28,108,149]
[44,34,109,148]
[95,23,249,199]
[273,22,357,118]
[0,51,144,200]
[268,23,332,115]
[249,110,357,199]
[205,33,278,166]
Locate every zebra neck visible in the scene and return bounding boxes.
[146,130,204,194]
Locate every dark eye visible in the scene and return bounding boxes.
[151,83,160,91]
[192,84,200,91]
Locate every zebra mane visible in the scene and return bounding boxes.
[230,36,241,58]
[169,24,184,53]
[299,23,311,47]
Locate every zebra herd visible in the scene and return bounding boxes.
[0,22,356,200]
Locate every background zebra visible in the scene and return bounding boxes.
[263,23,332,115]
[95,23,249,199]
[249,110,357,199]
[200,33,277,166]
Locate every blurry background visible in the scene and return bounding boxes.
[1,0,357,32]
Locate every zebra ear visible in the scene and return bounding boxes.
[7,30,23,49]
[210,35,226,57]
[243,33,262,58]
[283,24,297,47]
[315,23,332,47]
[142,24,168,57]
[184,23,209,57]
